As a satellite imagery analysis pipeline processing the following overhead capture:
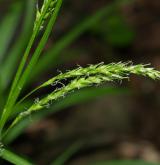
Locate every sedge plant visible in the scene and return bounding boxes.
[0,0,160,164]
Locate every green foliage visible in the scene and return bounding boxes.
[89,160,159,165]
[0,0,35,90]
[0,148,32,165]
[0,0,159,164]
[105,14,135,46]
[51,141,83,165]
[92,12,135,47]
[0,1,22,62]
[0,0,62,133]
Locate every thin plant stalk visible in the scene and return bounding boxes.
[0,148,33,165]
[0,0,62,135]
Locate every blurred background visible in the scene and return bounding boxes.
[0,0,160,164]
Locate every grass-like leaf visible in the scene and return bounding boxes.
[0,0,63,133]
[89,160,159,165]
[0,148,33,165]
[0,0,35,90]
[0,1,23,63]
[51,141,83,165]
[0,1,159,164]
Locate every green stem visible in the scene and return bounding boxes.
[0,0,35,91]
[0,13,41,134]
[0,0,62,134]
[0,148,33,165]
[51,141,83,165]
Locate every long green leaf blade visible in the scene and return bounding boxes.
[0,1,23,63]
[0,148,33,165]
[0,0,35,90]
[0,0,63,133]
[51,142,83,165]
[89,160,159,165]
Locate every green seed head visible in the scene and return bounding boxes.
[34,0,58,31]
[9,62,160,130]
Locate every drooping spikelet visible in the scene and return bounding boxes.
[9,62,160,130]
